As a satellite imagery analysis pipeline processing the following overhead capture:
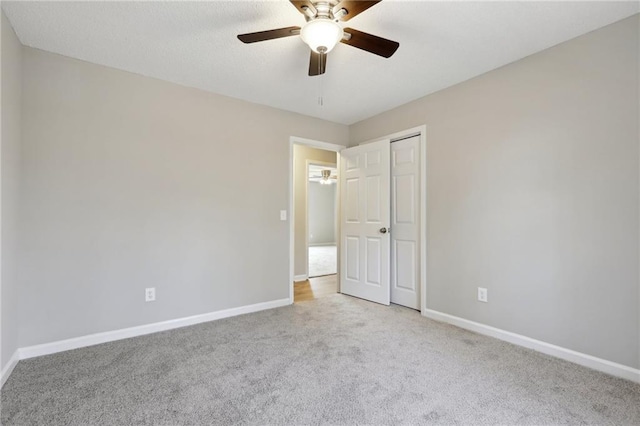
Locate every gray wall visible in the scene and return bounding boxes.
[308,181,336,246]
[350,15,639,369]
[293,145,336,278]
[1,11,23,372]
[18,48,348,347]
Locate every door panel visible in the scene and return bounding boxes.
[346,155,359,170]
[345,237,359,280]
[390,136,420,309]
[366,176,381,221]
[394,239,416,290]
[345,178,360,221]
[366,237,382,285]
[393,174,415,223]
[340,139,391,305]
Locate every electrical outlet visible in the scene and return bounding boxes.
[145,287,156,302]
[478,287,488,303]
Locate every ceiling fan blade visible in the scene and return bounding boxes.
[309,51,327,76]
[290,1,317,17]
[333,1,381,21]
[341,28,399,58]
[237,26,301,44]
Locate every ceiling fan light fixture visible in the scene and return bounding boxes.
[320,169,334,184]
[300,18,343,53]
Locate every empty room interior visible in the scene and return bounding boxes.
[1,1,639,425]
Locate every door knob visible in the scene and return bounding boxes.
[379,227,389,234]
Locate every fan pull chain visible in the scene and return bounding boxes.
[318,52,325,107]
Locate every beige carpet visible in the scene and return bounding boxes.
[308,244,336,277]
[2,294,639,425]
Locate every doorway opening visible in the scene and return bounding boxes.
[289,138,344,304]
[296,163,338,303]
[307,163,337,278]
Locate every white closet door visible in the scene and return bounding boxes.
[339,140,391,305]
[390,136,420,309]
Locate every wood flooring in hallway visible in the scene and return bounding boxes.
[294,275,337,302]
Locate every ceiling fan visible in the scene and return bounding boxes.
[237,1,399,76]
[309,169,338,184]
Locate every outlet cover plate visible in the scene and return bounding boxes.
[145,287,156,302]
[478,287,488,303]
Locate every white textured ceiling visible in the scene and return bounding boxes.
[3,1,638,125]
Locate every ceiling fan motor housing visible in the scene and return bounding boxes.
[305,1,341,20]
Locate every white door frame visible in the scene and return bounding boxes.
[359,125,427,314]
[289,136,346,304]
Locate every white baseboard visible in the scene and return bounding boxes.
[309,242,336,247]
[423,309,640,384]
[1,349,20,388]
[18,298,290,361]
[294,274,308,282]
